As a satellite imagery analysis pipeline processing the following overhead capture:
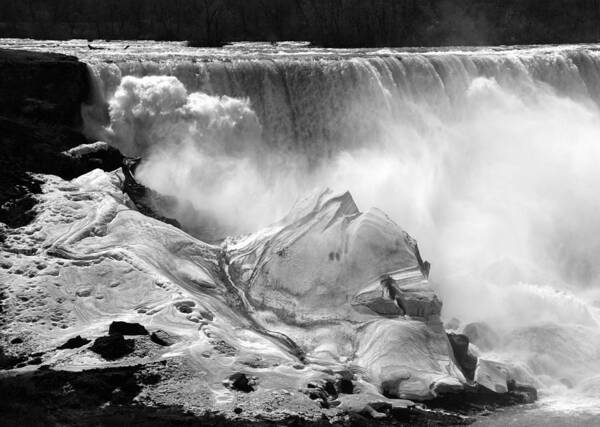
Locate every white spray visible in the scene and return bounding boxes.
[99,47,600,409]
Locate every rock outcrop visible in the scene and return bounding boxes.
[0,49,121,229]
[90,334,134,360]
[448,333,478,380]
[226,188,464,400]
[0,49,89,127]
[57,335,91,350]
[108,321,149,336]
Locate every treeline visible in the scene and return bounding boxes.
[1,0,600,47]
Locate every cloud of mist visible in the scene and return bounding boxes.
[322,76,600,327]
[105,68,600,396]
[107,75,300,237]
[107,73,600,296]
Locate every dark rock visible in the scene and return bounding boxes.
[0,117,122,229]
[0,49,89,127]
[0,363,427,426]
[57,335,91,350]
[89,334,134,360]
[0,365,259,425]
[0,347,27,370]
[64,142,122,174]
[0,170,41,228]
[421,260,431,278]
[507,379,538,403]
[336,378,354,394]
[447,333,478,381]
[304,380,339,409]
[150,330,177,346]
[199,310,214,321]
[224,373,255,392]
[391,405,474,425]
[0,50,123,230]
[138,373,161,385]
[463,322,500,351]
[426,381,538,415]
[368,401,392,413]
[323,380,338,398]
[108,321,148,336]
[307,388,330,408]
[176,304,193,314]
[121,158,181,228]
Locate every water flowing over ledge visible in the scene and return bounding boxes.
[1,40,600,423]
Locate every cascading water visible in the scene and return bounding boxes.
[5,39,600,415]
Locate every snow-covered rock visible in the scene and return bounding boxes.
[1,173,534,408]
[226,188,434,324]
[226,188,462,399]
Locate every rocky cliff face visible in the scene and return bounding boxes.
[0,49,89,127]
[0,49,121,229]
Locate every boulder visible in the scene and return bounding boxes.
[90,334,134,360]
[0,347,27,370]
[336,377,354,394]
[150,330,178,346]
[507,379,538,403]
[224,373,255,392]
[474,359,509,393]
[57,336,91,350]
[108,321,148,336]
[447,333,477,381]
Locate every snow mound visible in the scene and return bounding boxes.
[1,174,494,402]
[226,188,461,398]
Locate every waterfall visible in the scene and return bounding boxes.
[82,46,600,158]
[10,39,599,409]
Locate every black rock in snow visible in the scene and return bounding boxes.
[150,330,177,346]
[90,334,134,360]
[225,373,255,392]
[108,321,148,336]
[57,336,91,349]
[447,333,477,381]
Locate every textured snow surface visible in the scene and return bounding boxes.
[2,170,463,401]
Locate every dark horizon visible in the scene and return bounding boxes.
[1,0,600,48]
